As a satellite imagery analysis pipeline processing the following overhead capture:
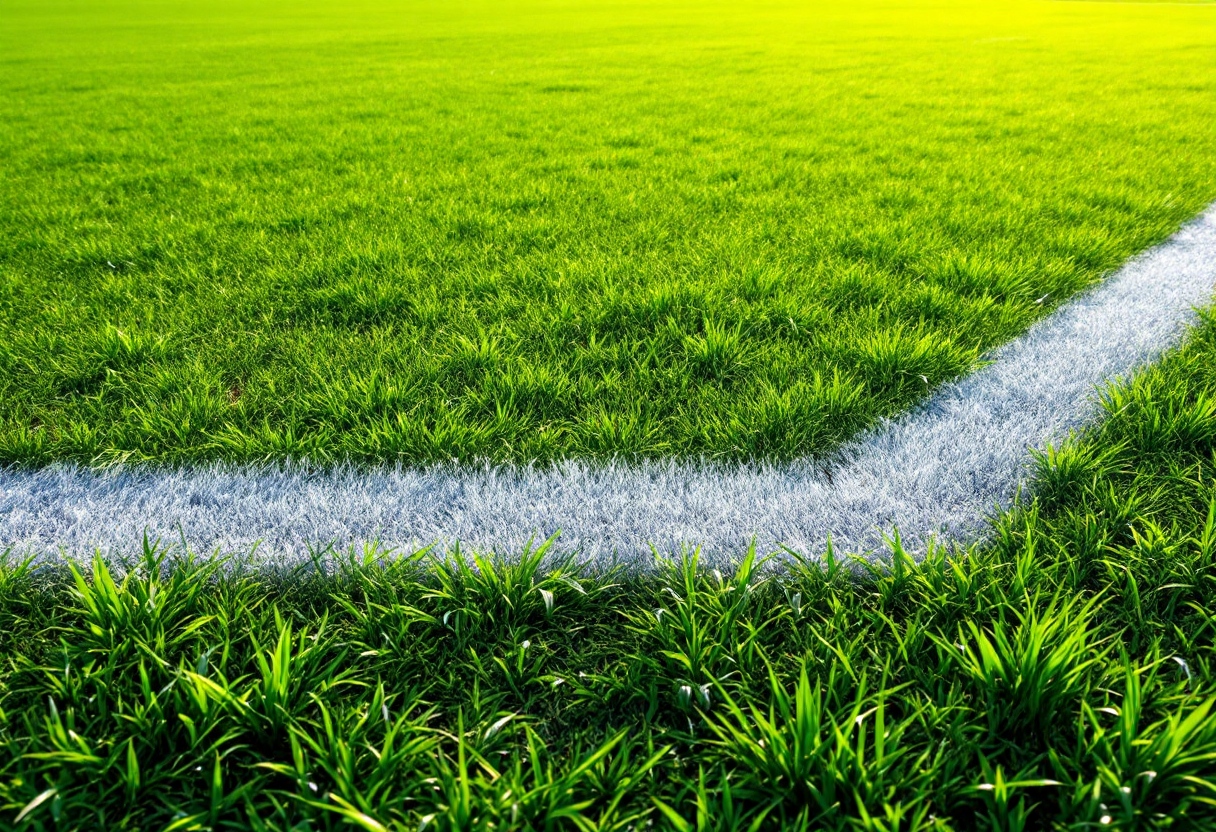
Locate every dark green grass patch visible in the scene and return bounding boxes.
[1,0,1214,464]
[4,317,1216,829]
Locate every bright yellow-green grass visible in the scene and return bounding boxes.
[1,0,1213,465]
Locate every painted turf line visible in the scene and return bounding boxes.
[2,208,1215,568]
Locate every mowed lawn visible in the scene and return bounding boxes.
[3,315,1216,830]
[1,0,1214,465]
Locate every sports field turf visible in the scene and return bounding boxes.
[2,0,1214,464]
[4,0,1216,827]
[3,313,1216,829]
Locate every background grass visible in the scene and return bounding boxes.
[3,314,1216,829]
[1,0,1214,465]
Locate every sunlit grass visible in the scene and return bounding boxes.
[3,314,1216,828]
[1,0,1214,464]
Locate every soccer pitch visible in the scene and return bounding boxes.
[2,0,1213,465]
[4,1,1216,829]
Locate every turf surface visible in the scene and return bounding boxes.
[2,0,1214,465]
[5,208,1215,563]
[4,313,1216,829]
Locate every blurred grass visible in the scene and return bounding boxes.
[1,0,1214,464]
[4,314,1216,829]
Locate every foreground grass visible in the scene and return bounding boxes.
[3,323,1216,829]
[2,0,1214,465]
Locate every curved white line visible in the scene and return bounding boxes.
[3,208,1215,567]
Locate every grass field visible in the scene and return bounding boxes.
[2,0,1214,464]
[4,0,1216,828]
[3,312,1216,829]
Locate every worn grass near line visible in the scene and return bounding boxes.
[1,0,1214,465]
[3,316,1216,829]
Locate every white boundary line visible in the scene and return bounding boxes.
[2,208,1215,568]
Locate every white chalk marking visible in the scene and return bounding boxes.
[2,208,1214,567]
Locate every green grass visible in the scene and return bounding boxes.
[4,314,1216,829]
[1,0,1214,464]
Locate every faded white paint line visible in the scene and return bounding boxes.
[3,209,1215,568]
